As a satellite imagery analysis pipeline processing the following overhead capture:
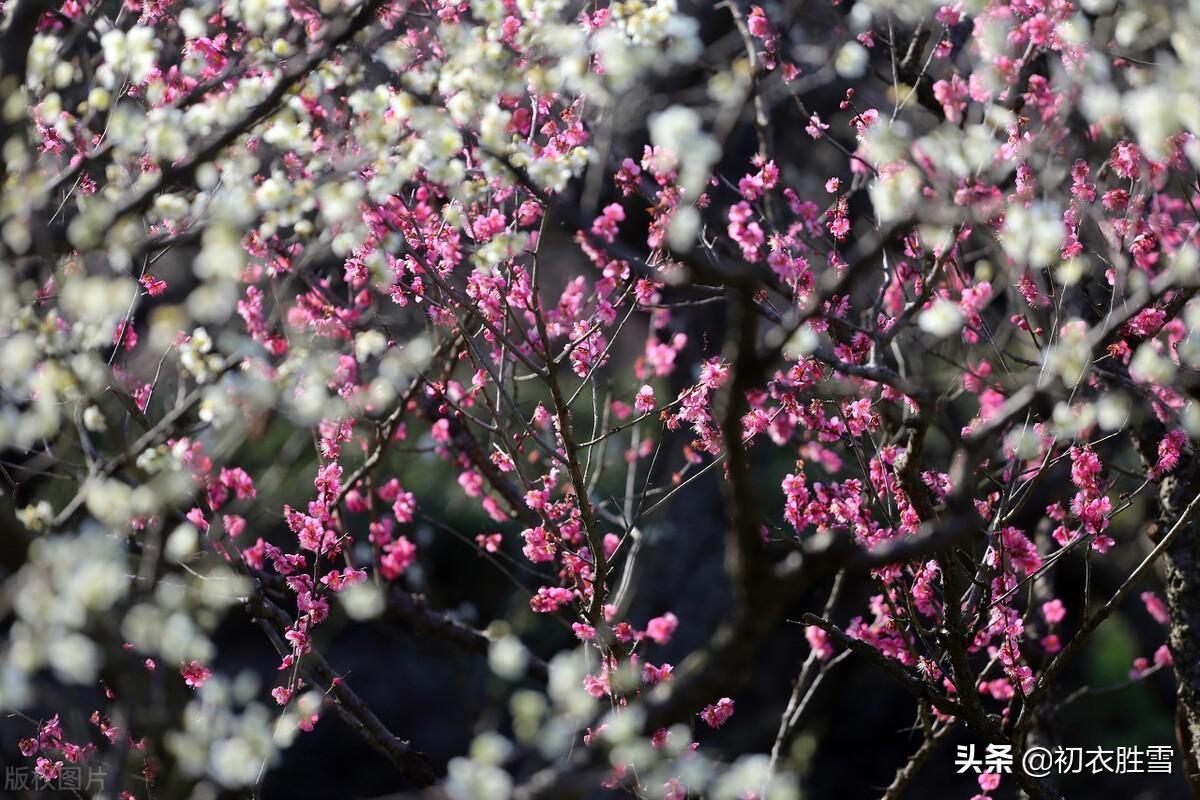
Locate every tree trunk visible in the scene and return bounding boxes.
[1162,461,1200,795]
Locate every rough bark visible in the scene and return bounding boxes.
[1163,459,1200,794]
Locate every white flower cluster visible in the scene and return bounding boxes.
[918,298,964,338]
[917,123,1002,180]
[192,222,248,322]
[226,0,290,33]
[145,106,189,162]
[1130,341,1177,385]
[180,327,224,382]
[99,26,158,87]
[473,231,530,272]
[531,2,700,95]
[520,145,588,193]
[1046,320,1091,387]
[1001,202,1065,269]
[649,105,720,199]
[26,34,64,90]
[610,0,702,67]
[3,529,130,693]
[446,752,513,800]
[869,163,923,224]
[165,676,287,789]
[0,272,128,448]
[121,566,250,670]
[1066,1,1200,164]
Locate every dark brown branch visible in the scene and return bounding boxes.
[384,587,548,682]
[801,614,962,717]
[247,593,437,787]
[881,721,955,800]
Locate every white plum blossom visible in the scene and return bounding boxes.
[99,26,158,86]
[869,163,923,223]
[488,635,530,680]
[446,757,513,800]
[649,105,719,198]
[1002,201,1065,268]
[835,41,869,78]
[918,298,964,338]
